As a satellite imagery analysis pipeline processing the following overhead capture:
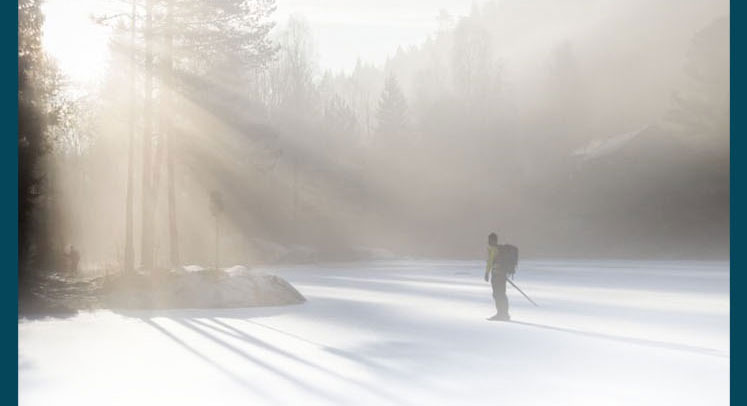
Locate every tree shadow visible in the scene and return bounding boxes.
[139,312,407,405]
[309,274,726,329]
[238,318,405,378]
[171,318,347,404]
[141,318,275,402]
[510,320,728,358]
[189,318,404,404]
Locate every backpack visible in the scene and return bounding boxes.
[495,244,519,274]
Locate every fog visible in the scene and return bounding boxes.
[25,0,729,274]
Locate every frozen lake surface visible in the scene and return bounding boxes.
[19,259,729,405]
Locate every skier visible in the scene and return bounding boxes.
[484,232,516,321]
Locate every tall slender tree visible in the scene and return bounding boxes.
[140,0,155,270]
[162,0,180,268]
[376,74,408,135]
[164,0,277,266]
[122,0,138,275]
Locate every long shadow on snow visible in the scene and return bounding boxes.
[189,317,405,404]
[289,259,729,295]
[318,269,728,304]
[140,311,407,404]
[236,318,414,381]
[304,275,727,329]
[124,276,725,395]
[141,318,275,402]
[510,321,728,358]
[392,271,729,295]
[120,281,725,363]
[296,295,727,361]
[293,277,729,360]
[115,306,416,384]
[171,317,347,404]
[138,313,367,404]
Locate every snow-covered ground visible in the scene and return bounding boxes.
[19,259,729,406]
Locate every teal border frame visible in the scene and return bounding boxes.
[8,1,19,404]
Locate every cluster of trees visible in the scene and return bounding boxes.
[19,0,67,285]
[20,0,280,279]
[20,0,729,281]
[266,2,729,259]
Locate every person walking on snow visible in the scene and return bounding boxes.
[484,232,517,321]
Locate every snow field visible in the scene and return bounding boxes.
[19,259,729,405]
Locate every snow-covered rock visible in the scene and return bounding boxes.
[105,267,305,310]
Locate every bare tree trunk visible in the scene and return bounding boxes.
[123,0,136,275]
[140,0,154,270]
[151,129,165,205]
[149,107,165,269]
[165,0,180,268]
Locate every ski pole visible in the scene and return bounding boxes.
[506,277,538,306]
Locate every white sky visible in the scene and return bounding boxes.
[41,0,475,85]
[273,0,475,73]
[41,0,112,85]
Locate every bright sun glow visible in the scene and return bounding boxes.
[41,0,112,86]
[40,0,473,77]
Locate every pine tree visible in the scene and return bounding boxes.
[19,0,65,280]
[666,16,729,149]
[376,74,408,135]
[140,0,155,270]
[324,95,358,136]
[136,0,278,271]
[18,0,46,278]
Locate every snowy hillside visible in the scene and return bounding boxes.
[19,260,729,406]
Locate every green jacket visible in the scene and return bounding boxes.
[485,245,499,279]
